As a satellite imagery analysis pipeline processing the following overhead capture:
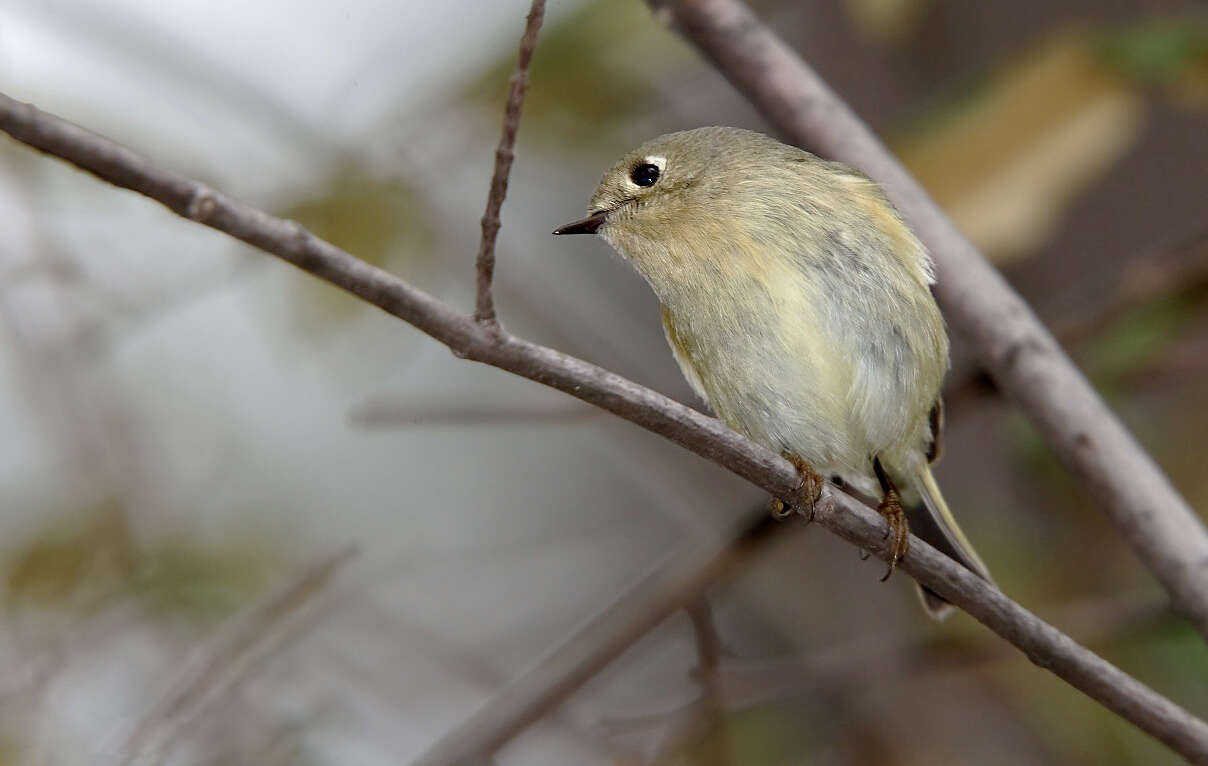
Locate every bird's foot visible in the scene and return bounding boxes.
[768,454,823,522]
[876,487,910,581]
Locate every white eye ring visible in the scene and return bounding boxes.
[627,155,667,188]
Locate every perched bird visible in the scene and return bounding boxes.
[554,127,991,618]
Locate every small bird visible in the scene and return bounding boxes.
[555,127,991,618]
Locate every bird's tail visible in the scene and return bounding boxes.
[905,466,993,620]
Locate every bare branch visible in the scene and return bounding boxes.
[474,0,546,327]
[3,94,1208,763]
[645,0,1208,642]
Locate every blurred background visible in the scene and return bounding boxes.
[1,0,1207,763]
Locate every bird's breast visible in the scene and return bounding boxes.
[658,263,855,465]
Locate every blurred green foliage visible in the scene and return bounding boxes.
[134,542,271,624]
[0,738,20,766]
[664,700,818,766]
[4,507,130,606]
[1115,618,1208,711]
[462,1,682,140]
[1104,15,1208,81]
[5,512,272,625]
[273,160,441,340]
[6,533,94,604]
[1090,297,1194,380]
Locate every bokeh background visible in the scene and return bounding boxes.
[2,1,1207,764]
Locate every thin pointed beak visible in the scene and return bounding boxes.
[553,209,608,236]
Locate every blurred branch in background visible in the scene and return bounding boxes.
[645,0,1208,645]
[946,217,1208,409]
[598,589,1169,762]
[1047,218,1208,346]
[664,600,732,766]
[119,544,359,766]
[594,599,737,765]
[412,514,784,766]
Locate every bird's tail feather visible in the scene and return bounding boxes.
[906,466,993,620]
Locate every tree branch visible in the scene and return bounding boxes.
[474,0,546,327]
[645,0,1208,642]
[3,94,1208,763]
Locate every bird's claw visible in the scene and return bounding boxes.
[768,497,793,519]
[876,487,909,581]
[768,454,824,523]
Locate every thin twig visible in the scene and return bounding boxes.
[645,0,1208,643]
[474,0,546,327]
[3,95,1208,763]
[652,600,733,766]
[1047,223,1208,347]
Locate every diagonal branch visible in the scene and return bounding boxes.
[3,94,1208,763]
[474,0,546,327]
[645,0,1208,642]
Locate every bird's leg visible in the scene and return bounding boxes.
[768,453,824,522]
[872,457,909,581]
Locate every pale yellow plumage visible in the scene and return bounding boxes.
[556,127,991,618]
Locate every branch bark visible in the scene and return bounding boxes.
[3,95,1208,763]
[645,0,1208,642]
[474,0,545,327]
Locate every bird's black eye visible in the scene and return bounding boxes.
[630,163,660,187]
